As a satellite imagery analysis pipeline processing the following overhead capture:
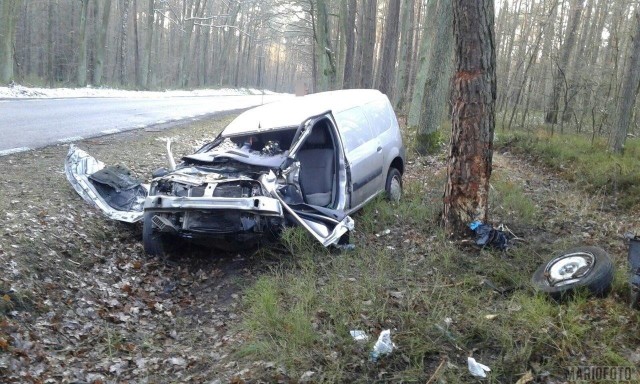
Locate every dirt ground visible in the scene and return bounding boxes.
[1,115,640,383]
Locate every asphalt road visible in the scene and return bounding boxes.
[0,94,286,155]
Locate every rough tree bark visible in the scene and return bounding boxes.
[611,9,640,153]
[443,0,497,236]
[377,0,400,98]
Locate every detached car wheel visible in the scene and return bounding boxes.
[143,212,171,257]
[385,168,402,202]
[532,246,614,300]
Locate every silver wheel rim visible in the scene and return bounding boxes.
[389,175,402,202]
[545,252,594,287]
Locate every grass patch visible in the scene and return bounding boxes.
[237,166,639,382]
[490,171,539,226]
[496,130,640,208]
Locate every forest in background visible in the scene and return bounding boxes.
[1,0,639,152]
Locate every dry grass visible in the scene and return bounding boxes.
[2,116,640,383]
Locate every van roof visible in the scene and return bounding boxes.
[221,89,387,137]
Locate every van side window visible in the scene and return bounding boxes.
[335,109,374,152]
[362,99,392,136]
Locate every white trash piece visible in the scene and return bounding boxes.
[467,356,491,378]
[349,330,369,342]
[369,329,396,362]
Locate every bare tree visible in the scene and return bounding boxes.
[443,0,497,236]
[611,9,640,153]
[545,0,583,125]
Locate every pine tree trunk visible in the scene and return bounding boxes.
[48,0,55,86]
[393,0,414,110]
[119,0,130,86]
[443,0,496,236]
[545,0,583,124]
[359,0,377,89]
[313,0,336,91]
[408,0,438,128]
[611,10,640,153]
[416,0,454,154]
[143,0,154,89]
[378,0,400,98]
[342,0,356,89]
[77,0,89,86]
[0,0,22,83]
[133,0,141,87]
[94,0,111,86]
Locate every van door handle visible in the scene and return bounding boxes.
[376,146,382,152]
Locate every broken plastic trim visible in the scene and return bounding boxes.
[65,145,145,223]
[260,171,354,247]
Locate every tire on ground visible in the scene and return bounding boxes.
[532,246,614,301]
[385,167,402,202]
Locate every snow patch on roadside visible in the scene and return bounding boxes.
[0,84,285,99]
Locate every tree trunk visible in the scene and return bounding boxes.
[359,0,377,89]
[133,0,141,87]
[342,0,356,89]
[416,0,454,154]
[143,0,154,89]
[545,0,583,124]
[0,0,22,83]
[393,0,414,110]
[94,0,111,86]
[377,0,400,98]
[48,0,55,86]
[443,0,496,236]
[408,0,439,128]
[611,10,640,153]
[119,0,130,86]
[77,0,89,86]
[312,0,336,91]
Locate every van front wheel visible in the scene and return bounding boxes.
[385,168,402,202]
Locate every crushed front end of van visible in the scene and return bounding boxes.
[65,112,354,255]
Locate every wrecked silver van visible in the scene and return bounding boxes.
[65,89,405,254]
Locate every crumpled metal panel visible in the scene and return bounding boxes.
[64,145,145,223]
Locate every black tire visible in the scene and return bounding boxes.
[143,212,170,257]
[385,167,402,202]
[532,246,615,301]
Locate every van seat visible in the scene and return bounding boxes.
[297,127,334,207]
